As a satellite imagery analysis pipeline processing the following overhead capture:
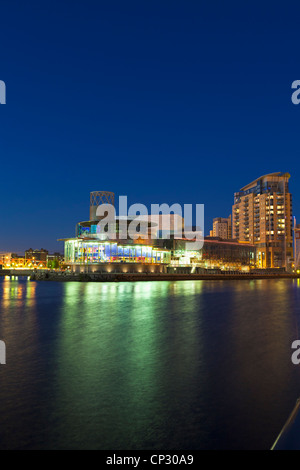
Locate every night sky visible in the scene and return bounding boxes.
[1,1,300,253]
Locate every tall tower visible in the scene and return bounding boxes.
[90,191,115,221]
[232,173,293,269]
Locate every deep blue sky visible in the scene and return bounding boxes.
[1,1,300,253]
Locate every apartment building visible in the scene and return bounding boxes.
[232,173,293,268]
[212,216,232,240]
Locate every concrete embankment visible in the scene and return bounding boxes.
[0,270,33,276]
[29,272,300,282]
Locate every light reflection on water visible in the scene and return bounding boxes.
[0,277,300,449]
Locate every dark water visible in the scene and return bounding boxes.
[1,277,300,449]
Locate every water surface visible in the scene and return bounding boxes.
[0,277,300,449]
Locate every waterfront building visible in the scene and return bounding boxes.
[61,191,257,273]
[25,248,48,262]
[0,253,14,267]
[64,239,171,273]
[156,237,256,271]
[294,223,300,269]
[211,216,232,239]
[62,191,171,273]
[1,251,60,271]
[232,173,293,268]
[200,238,255,270]
[0,254,47,270]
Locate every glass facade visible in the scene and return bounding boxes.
[65,240,170,265]
[201,240,255,266]
[155,237,256,269]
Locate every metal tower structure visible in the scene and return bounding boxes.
[90,191,115,221]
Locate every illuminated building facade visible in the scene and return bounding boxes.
[64,239,170,272]
[200,238,255,269]
[62,191,257,273]
[0,253,14,265]
[25,248,48,262]
[0,254,47,270]
[294,223,300,269]
[232,173,293,268]
[211,216,232,240]
[156,237,256,271]
[62,191,171,273]
[0,251,62,271]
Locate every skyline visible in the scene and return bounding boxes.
[0,169,296,254]
[1,1,300,252]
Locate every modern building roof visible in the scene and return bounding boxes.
[240,172,291,191]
